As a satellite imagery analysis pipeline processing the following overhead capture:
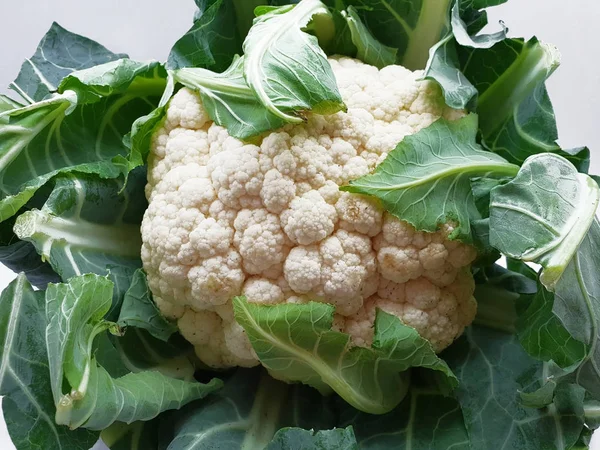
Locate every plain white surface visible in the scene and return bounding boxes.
[0,0,599,448]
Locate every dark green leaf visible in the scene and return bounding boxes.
[343,115,518,241]
[233,297,456,414]
[266,427,358,450]
[10,22,126,103]
[461,38,585,166]
[445,326,586,449]
[343,0,453,70]
[162,369,336,449]
[0,275,99,449]
[101,420,160,450]
[341,7,397,69]
[0,59,162,224]
[117,269,177,342]
[0,212,59,288]
[168,0,243,71]
[338,383,469,449]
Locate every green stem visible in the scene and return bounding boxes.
[402,0,452,70]
[240,371,289,450]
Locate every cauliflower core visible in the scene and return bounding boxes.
[141,57,477,368]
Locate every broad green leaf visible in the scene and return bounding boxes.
[168,0,244,71]
[0,275,99,449]
[342,0,453,70]
[343,115,518,241]
[338,383,469,449]
[117,269,177,342]
[0,59,163,223]
[242,0,345,122]
[173,56,287,139]
[10,22,126,103]
[461,38,584,166]
[233,297,456,414]
[266,427,359,450]
[162,369,336,449]
[45,274,222,431]
[445,326,586,449]
[14,171,147,318]
[489,154,599,289]
[58,59,167,104]
[341,7,397,69]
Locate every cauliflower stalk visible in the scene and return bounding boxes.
[141,56,477,369]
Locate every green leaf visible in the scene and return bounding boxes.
[101,420,160,450]
[473,263,537,333]
[489,153,599,289]
[552,219,600,400]
[343,115,519,241]
[445,326,586,449]
[519,379,558,409]
[163,368,337,449]
[233,297,456,414]
[338,383,470,449]
[168,0,243,71]
[341,7,397,69]
[242,0,345,122]
[14,171,147,318]
[423,1,508,109]
[58,59,167,104]
[518,284,587,369]
[266,427,359,450]
[342,0,453,70]
[45,274,222,430]
[462,38,581,166]
[0,59,163,223]
[0,275,99,449]
[0,211,59,288]
[10,22,126,103]
[173,55,286,139]
[117,269,177,342]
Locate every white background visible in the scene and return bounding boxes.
[0,0,599,448]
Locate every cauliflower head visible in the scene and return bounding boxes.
[141,56,477,368]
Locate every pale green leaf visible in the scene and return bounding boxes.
[45,274,222,430]
[343,115,518,240]
[242,0,345,122]
[233,297,456,414]
[489,153,599,289]
[172,56,286,139]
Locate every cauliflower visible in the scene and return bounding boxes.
[141,56,477,368]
